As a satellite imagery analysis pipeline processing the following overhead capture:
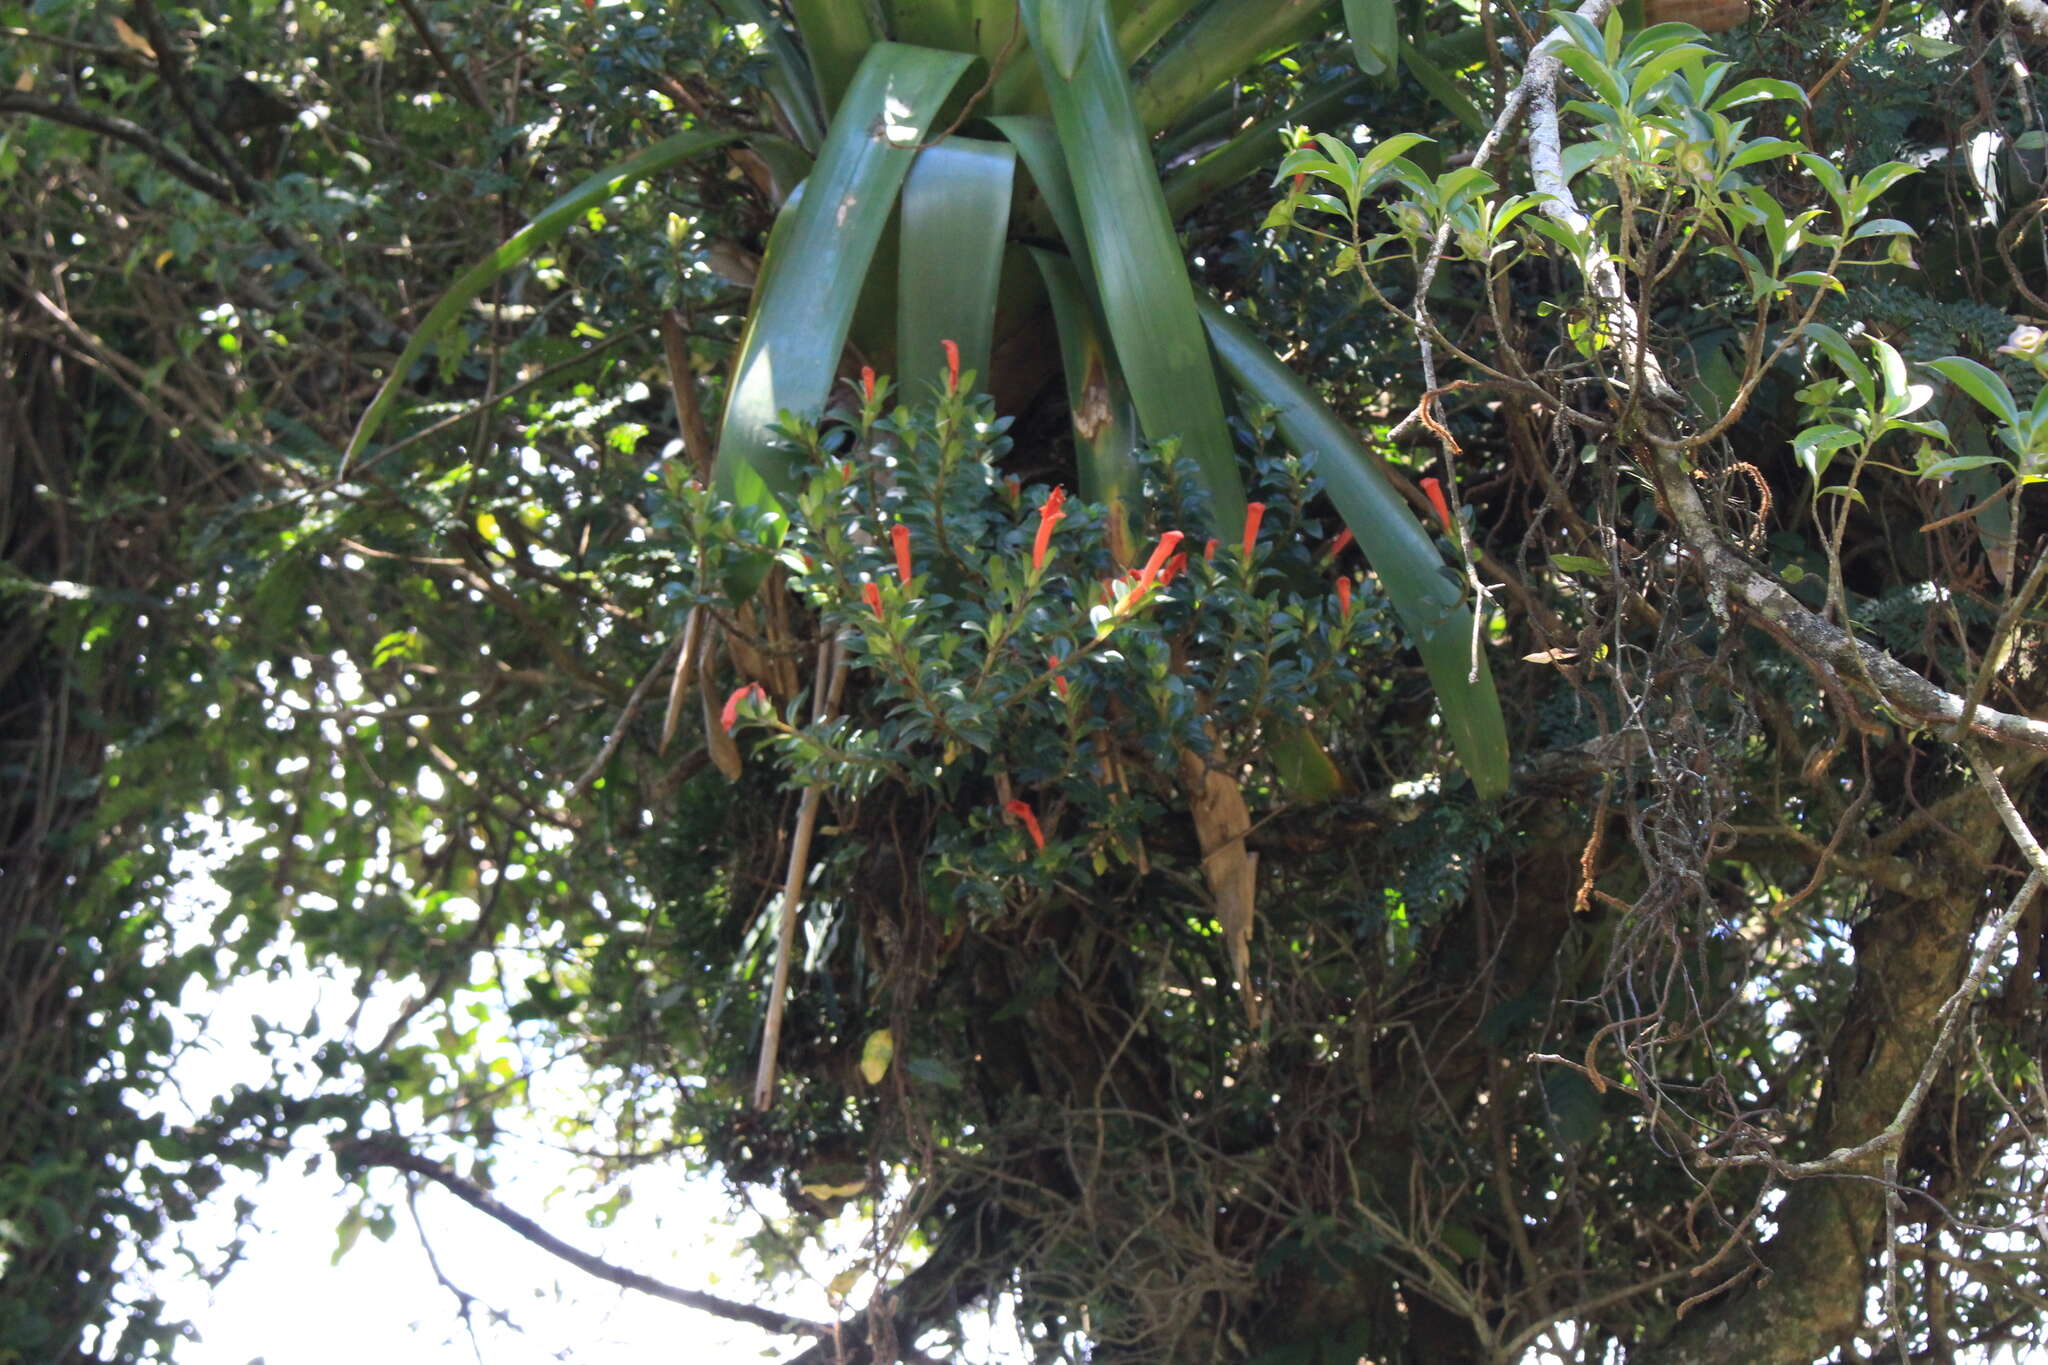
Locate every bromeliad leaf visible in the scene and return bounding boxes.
[714,44,974,513]
[1200,300,1511,799]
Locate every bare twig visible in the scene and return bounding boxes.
[753,634,853,1110]
[338,1138,830,1338]
[568,632,690,799]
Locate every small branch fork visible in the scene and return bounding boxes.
[337,1137,831,1339]
[1424,0,2048,755]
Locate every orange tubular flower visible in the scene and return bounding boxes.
[1135,530,1185,591]
[1240,501,1266,560]
[891,523,913,585]
[1031,487,1067,572]
[1336,576,1353,621]
[1322,528,1354,560]
[942,338,961,393]
[720,683,767,733]
[862,581,884,620]
[1004,799,1046,851]
[1420,477,1454,532]
[861,366,877,403]
[1159,551,1188,588]
[1047,654,1069,699]
[1203,537,1219,562]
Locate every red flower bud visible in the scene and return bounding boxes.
[1336,576,1353,621]
[1004,798,1046,851]
[1159,551,1188,587]
[1240,502,1266,561]
[1322,528,1354,560]
[1420,477,1454,532]
[1203,538,1219,562]
[1047,654,1068,699]
[720,682,767,733]
[1136,530,1184,591]
[861,366,877,403]
[891,523,913,585]
[862,581,884,619]
[1032,487,1067,573]
[942,338,961,392]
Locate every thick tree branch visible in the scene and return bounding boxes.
[1642,767,2036,1365]
[1647,442,2048,751]
[335,1138,830,1339]
[0,92,235,201]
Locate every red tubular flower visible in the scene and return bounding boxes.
[1240,501,1266,560]
[861,366,877,403]
[1135,530,1185,590]
[862,581,884,620]
[1004,799,1046,851]
[1203,537,1219,562]
[1420,477,1454,532]
[720,682,767,733]
[1336,576,1353,621]
[891,523,913,585]
[1047,654,1069,699]
[1031,487,1067,572]
[1322,528,1354,560]
[942,338,961,392]
[1159,551,1188,587]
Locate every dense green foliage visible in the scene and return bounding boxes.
[5,2,2048,1363]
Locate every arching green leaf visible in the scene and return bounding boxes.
[1021,2,1248,540]
[1200,300,1511,798]
[714,43,976,510]
[899,136,1017,395]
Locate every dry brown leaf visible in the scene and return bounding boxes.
[1178,742,1259,1028]
[699,633,743,780]
[110,17,156,59]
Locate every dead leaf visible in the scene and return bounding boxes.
[698,633,743,780]
[110,17,156,59]
[1179,740,1259,1028]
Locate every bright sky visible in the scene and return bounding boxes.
[110,839,869,1365]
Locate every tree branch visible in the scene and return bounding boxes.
[335,1138,830,1340]
[0,92,235,201]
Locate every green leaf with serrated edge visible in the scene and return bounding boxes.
[715,43,975,519]
[341,129,742,471]
[898,136,1016,395]
[1021,2,1247,540]
[1201,300,1511,798]
[1343,0,1399,78]
[1710,77,1807,111]
[1928,357,2022,431]
[1803,323,1873,404]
